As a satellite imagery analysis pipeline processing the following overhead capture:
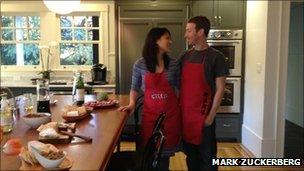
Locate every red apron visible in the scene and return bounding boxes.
[140,71,181,149]
[180,51,213,145]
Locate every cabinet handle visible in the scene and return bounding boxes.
[223,124,231,127]
[219,16,222,25]
[214,16,218,24]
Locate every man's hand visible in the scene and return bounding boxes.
[204,114,215,126]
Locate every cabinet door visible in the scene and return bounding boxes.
[154,19,187,59]
[191,0,217,28]
[217,0,244,29]
[119,20,152,94]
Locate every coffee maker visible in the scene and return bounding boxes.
[90,64,107,85]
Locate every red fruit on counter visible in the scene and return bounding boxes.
[3,138,22,155]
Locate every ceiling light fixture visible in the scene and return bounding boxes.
[43,0,81,15]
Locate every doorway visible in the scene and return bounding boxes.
[284,1,304,158]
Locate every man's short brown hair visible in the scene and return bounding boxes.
[188,16,210,37]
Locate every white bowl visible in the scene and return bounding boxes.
[22,113,51,128]
[29,144,66,169]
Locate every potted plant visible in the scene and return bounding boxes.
[38,42,57,80]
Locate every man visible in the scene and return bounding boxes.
[179,16,229,171]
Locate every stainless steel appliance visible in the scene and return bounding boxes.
[218,77,241,113]
[207,30,243,113]
[207,30,243,76]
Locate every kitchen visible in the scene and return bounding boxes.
[0,0,303,170]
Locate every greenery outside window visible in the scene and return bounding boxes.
[1,16,40,66]
[60,16,99,66]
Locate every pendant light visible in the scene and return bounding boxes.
[43,0,81,15]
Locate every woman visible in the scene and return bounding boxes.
[119,27,181,170]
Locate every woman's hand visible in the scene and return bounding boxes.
[118,104,135,112]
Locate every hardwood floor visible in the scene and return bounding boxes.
[118,142,304,171]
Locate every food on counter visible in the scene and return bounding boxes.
[3,138,23,155]
[39,128,60,138]
[97,92,109,101]
[62,105,87,116]
[37,122,60,138]
[19,147,38,165]
[42,150,65,160]
[26,141,67,168]
[22,113,51,128]
[85,99,119,109]
[67,111,79,117]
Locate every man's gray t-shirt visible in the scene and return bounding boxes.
[179,47,230,95]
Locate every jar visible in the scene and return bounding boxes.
[0,93,13,133]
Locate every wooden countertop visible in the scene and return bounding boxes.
[2,83,116,88]
[1,95,129,171]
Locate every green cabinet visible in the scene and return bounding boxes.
[119,19,153,94]
[191,0,245,29]
[117,3,188,94]
[154,19,186,59]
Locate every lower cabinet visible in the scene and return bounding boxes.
[216,114,241,142]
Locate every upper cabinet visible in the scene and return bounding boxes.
[117,2,188,94]
[191,0,245,29]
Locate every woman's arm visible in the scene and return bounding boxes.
[118,59,142,112]
[118,90,138,112]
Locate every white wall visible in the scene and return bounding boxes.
[242,1,290,157]
[242,1,268,157]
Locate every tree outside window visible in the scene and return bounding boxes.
[60,16,99,66]
[1,16,40,66]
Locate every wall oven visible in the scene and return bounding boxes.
[207,30,243,76]
[217,77,241,113]
[207,30,243,113]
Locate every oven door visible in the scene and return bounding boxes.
[218,77,241,113]
[207,40,242,76]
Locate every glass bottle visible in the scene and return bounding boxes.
[24,93,34,114]
[0,93,13,133]
[73,72,85,105]
[36,78,50,113]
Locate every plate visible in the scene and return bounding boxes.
[20,155,73,171]
[84,99,119,109]
[61,107,93,122]
[62,112,91,122]
[19,147,73,171]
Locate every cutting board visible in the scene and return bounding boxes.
[38,123,76,144]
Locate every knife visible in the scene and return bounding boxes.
[60,131,92,143]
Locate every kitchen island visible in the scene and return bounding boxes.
[0,94,129,170]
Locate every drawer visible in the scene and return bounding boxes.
[92,88,115,94]
[216,117,239,133]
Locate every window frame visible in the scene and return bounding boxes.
[1,13,42,71]
[0,2,109,72]
[58,15,101,69]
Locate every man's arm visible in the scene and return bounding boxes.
[205,76,226,126]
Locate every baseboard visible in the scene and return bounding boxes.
[242,124,263,157]
[242,124,276,157]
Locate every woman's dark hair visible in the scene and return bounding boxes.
[142,27,171,73]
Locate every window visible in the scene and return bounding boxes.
[1,15,40,66]
[60,16,99,66]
